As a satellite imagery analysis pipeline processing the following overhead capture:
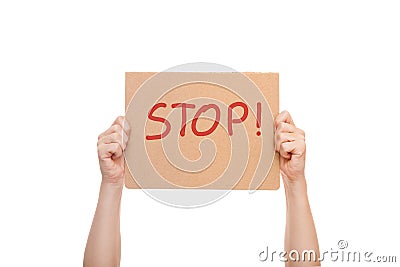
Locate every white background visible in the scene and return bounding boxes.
[1,1,399,266]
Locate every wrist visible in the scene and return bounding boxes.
[283,175,308,199]
[100,181,124,195]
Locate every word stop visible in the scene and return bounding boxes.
[146,101,262,140]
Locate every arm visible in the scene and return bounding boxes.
[84,116,130,267]
[275,111,320,267]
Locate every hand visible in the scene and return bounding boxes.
[274,111,306,186]
[97,116,130,185]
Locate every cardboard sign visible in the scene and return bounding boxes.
[125,72,279,190]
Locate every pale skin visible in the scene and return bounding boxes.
[84,111,320,267]
[275,111,320,267]
[84,116,130,267]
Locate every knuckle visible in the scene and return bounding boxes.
[281,110,290,118]
[113,124,123,133]
[111,132,120,140]
[111,125,118,132]
[275,133,282,143]
[298,142,306,154]
[276,122,283,132]
[97,144,103,154]
[97,136,106,146]
[280,142,285,151]
[116,116,124,125]
[293,132,302,141]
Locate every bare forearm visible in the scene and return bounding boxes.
[284,177,320,267]
[84,182,123,267]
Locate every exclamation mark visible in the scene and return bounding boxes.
[256,102,261,136]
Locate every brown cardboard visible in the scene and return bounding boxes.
[124,72,279,190]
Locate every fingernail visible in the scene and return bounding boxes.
[123,119,130,132]
[123,141,127,150]
[123,131,129,143]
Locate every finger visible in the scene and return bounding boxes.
[113,116,125,130]
[98,132,125,150]
[113,116,124,125]
[276,122,305,136]
[275,132,298,152]
[276,122,297,134]
[275,110,295,128]
[98,116,129,139]
[113,116,131,144]
[280,140,306,159]
[114,116,131,135]
[122,118,131,146]
[98,124,124,140]
[122,117,131,135]
[98,143,123,160]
